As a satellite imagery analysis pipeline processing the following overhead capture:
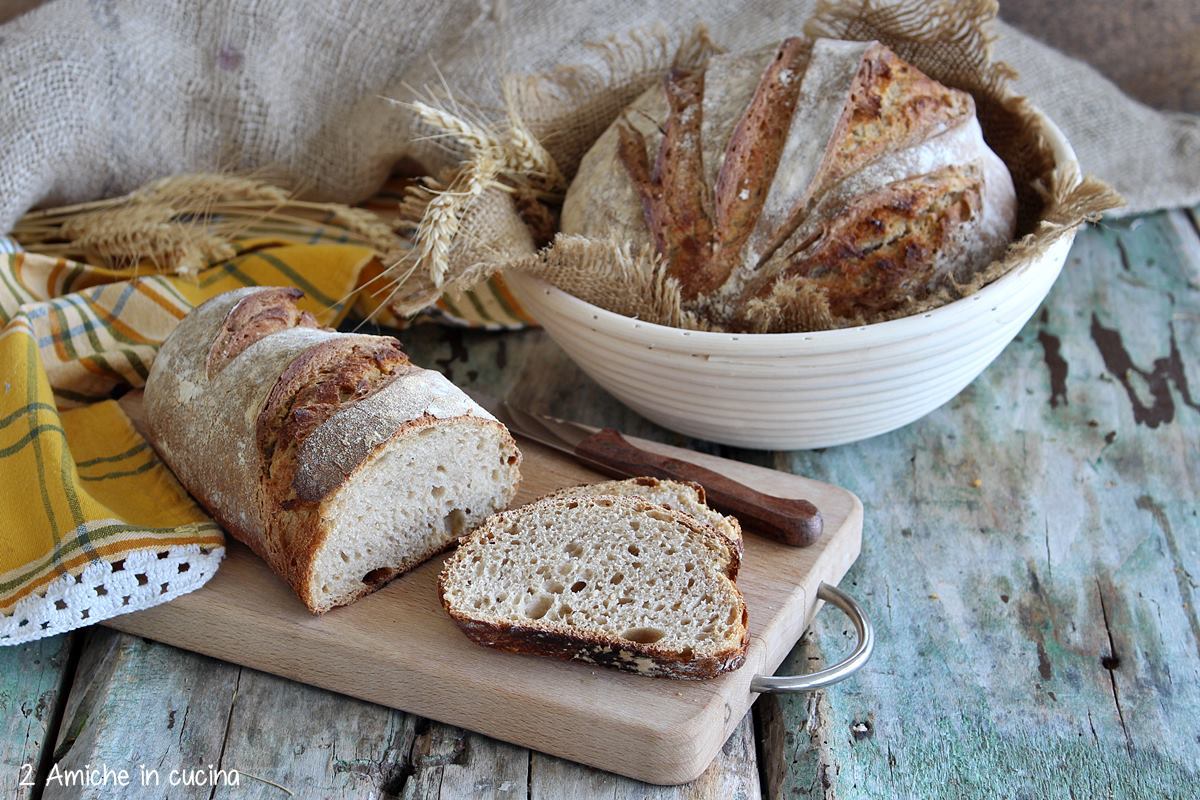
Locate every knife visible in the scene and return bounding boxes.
[471,393,824,547]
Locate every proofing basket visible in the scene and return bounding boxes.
[507,111,1079,450]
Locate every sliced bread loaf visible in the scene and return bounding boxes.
[439,494,749,679]
[145,287,522,614]
[549,477,742,554]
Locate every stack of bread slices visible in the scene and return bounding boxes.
[439,477,750,680]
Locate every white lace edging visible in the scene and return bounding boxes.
[0,543,225,645]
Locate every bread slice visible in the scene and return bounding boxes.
[439,494,749,679]
[549,477,742,554]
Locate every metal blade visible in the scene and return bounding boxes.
[510,405,596,449]
[464,389,628,477]
[498,402,576,453]
[501,402,613,456]
[463,389,580,455]
[499,404,647,481]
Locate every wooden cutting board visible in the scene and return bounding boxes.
[106,431,862,785]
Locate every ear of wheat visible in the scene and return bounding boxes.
[407,94,565,193]
[381,92,564,300]
[11,173,407,277]
[396,153,501,290]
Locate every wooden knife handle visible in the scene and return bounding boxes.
[575,428,824,547]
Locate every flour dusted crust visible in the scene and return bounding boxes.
[147,290,340,538]
[145,287,522,613]
[292,369,500,502]
[206,286,319,377]
[561,37,1018,329]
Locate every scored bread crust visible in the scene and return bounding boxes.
[145,287,521,614]
[439,495,750,680]
[561,37,1017,328]
[205,286,320,377]
[254,335,411,503]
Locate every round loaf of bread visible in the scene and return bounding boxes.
[145,287,522,613]
[561,37,1018,329]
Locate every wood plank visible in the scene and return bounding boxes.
[35,627,517,798]
[105,430,861,785]
[529,710,760,800]
[754,212,1200,797]
[404,209,1200,795]
[42,627,239,799]
[10,321,786,799]
[399,722,528,800]
[207,666,416,799]
[24,620,754,798]
[30,208,1198,795]
[0,634,73,799]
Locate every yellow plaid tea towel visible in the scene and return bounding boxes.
[0,242,377,644]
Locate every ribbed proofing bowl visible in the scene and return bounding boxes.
[508,112,1079,449]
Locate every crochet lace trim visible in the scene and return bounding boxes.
[0,543,224,645]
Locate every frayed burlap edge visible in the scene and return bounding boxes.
[509,235,713,330]
[387,24,720,318]
[385,180,533,314]
[392,0,1124,332]
[503,25,723,180]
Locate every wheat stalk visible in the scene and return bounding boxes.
[505,122,564,186]
[406,155,501,288]
[409,95,565,192]
[11,172,406,276]
[414,195,459,288]
[499,79,565,189]
[382,91,564,304]
[133,173,292,205]
[55,204,238,276]
[325,205,405,254]
[410,101,505,155]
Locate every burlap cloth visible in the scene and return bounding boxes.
[0,0,1195,238]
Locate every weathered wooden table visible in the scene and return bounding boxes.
[3,209,1197,798]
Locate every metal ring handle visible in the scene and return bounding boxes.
[750,582,874,694]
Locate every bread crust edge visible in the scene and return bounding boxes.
[441,604,749,680]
